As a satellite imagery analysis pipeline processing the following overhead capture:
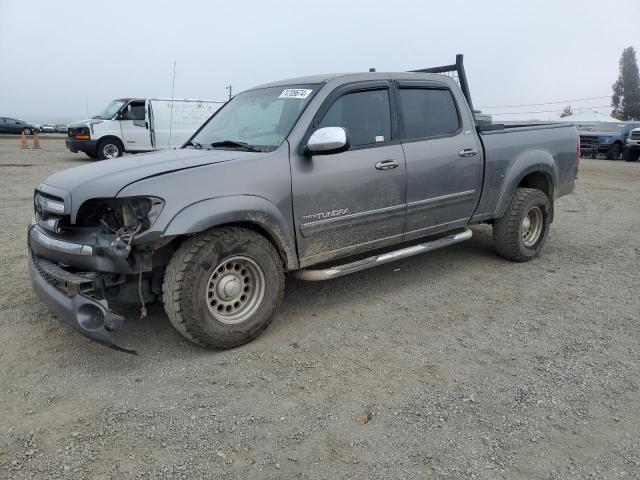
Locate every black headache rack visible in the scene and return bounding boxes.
[409,54,475,115]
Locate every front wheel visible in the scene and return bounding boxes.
[605,143,621,160]
[22,127,32,135]
[162,227,284,348]
[97,138,124,160]
[493,188,551,262]
[623,149,639,162]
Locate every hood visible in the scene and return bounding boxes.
[40,148,260,210]
[68,118,109,128]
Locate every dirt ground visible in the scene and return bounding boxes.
[0,136,639,480]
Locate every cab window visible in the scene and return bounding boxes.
[318,89,391,148]
[123,101,146,121]
[397,88,460,139]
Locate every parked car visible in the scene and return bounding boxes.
[40,124,56,133]
[624,127,640,162]
[579,123,640,160]
[0,117,38,135]
[66,98,224,160]
[28,55,579,352]
[56,124,69,134]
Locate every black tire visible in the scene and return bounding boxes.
[22,127,32,135]
[85,151,98,160]
[162,227,284,348]
[96,138,124,160]
[623,149,639,162]
[605,143,621,160]
[493,188,551,262]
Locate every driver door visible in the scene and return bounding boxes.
[291,82,407,266]
[119,100,152,151]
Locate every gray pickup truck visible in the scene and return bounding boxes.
[28,56,579,352]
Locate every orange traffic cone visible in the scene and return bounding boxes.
[20,131,28,149]
[32,131,42,149]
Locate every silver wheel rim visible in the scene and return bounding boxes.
[103,143,119,158]
[521,206,543,247]
[205,255,265,325]
[24,129,31,135]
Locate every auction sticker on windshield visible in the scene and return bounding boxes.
[279,89,313,99]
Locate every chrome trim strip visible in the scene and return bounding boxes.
[407,189,476,209]
[293,227,472,281]
[30,226,94,256]
[299,204,406,238]
[42,198,65,214]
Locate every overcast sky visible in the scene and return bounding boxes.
[1,0,638,123]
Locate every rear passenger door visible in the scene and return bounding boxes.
[395,81,483,240]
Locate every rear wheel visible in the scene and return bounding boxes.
[493,188,551,262]
[162,227,284,348]
[97,138,124,160]
[623,149,639,162]
[606,143,621,160]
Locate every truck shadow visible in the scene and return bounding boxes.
[109,225,501,356]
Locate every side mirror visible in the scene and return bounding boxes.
[306,127,349,155]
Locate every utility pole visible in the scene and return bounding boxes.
[226,85,233,100]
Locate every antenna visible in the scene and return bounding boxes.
[226,85,233,100]
[169,61,177,147]
[84,96,89,118]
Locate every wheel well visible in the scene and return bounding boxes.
[98,136,124,148]
[518,172,554,221]
[168,222,293,269]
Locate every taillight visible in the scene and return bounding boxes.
[577,133,581,165]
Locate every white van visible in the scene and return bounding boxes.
[66,98,224,159]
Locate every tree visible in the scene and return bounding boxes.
[560,105,573,118]
[612,46,640,120]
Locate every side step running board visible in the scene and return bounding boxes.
[293,227,472,281]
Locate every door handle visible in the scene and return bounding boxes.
[375,159,399,170]
[459,148,478,157]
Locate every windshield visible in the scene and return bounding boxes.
[190,85,319,152]
[95,100,127,119]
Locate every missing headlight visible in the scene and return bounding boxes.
[76,197,164,232]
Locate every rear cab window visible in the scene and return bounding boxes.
[397,87,460,140]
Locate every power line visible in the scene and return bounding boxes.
[490,105,612,116]
[478,95,610,109]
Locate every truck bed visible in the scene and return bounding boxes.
[471,122,579,222]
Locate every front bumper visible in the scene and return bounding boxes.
[66,137,98,155]
[626,140,640,151]
[28,253,125,347]
[27,222,135,352]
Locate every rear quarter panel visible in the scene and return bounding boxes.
[473,124,578,221]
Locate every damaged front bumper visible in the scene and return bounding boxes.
[27,222,137,352]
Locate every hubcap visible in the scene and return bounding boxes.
[205,256,265,324]
[103,144,119,158]
[521,206,543,247]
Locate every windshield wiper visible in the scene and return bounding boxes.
[185,140,204,149]
[210,140,260,152]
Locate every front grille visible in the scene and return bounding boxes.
[579,135,599,148]
[30,249,94,296]
[631,131,640,140]
[34,190,65,222]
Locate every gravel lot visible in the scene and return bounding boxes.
[0,137,639,479]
